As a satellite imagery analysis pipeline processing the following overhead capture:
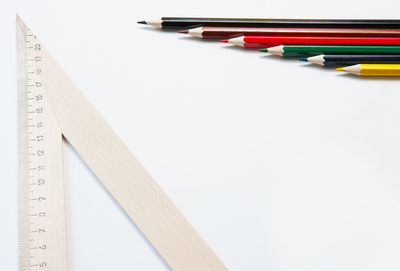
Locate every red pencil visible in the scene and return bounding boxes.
[221,36,400,48]
[181,26,400,39]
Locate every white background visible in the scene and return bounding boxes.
[2,0,400,270]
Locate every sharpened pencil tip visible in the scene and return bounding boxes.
[179,30,189,34]
[336,68,344,71]
[259,48,268,53]
[220,39,229,43]
[137,21,147,25]
[299,58,308,62]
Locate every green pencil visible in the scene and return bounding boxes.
[260,45,400,57]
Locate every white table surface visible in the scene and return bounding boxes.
[2,0,400,270]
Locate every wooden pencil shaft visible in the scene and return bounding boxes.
[158,17,400,30]
[195,27,400,39]
[337,64,400,76]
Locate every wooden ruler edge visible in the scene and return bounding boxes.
[17,16,229,271]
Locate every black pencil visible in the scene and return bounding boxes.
[138,17,400,30]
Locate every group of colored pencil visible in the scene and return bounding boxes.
[139,17,400,76]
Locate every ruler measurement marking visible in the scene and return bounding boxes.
[20,25,46,271]
[19,20,68,271]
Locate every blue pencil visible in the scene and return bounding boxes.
[300,54,400,66]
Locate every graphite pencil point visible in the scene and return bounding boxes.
[137,21,147,25]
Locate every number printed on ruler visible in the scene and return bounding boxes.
[25,29,49,269]
[18,19,67,271]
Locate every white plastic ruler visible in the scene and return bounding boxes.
[17,17,68,271]
[17,16,228,271]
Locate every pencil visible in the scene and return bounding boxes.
[223,36,400,48]
[261,45,400,57]
[180,26,400,39]
[138,17,400,30]
[336,64,400,76]
[300,54,400,66]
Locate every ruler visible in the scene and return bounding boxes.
[17,17,68,271]
[17,16,228,271]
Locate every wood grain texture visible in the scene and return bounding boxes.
[40,42,228,270]
[17,17,69,271]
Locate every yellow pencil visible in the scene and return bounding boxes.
[336,64,400,76]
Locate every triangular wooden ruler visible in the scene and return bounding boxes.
[17,16,228,271]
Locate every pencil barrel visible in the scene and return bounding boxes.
[159,17,400,30]
[360,64,400,76]
[244,36,400,47]
[199,27,400,39]
[272,45,400,56]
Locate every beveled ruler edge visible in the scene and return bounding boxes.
[18,16,229,271]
